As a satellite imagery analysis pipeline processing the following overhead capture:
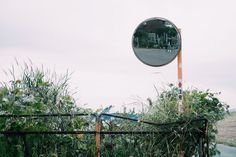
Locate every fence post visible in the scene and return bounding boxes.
[204,119,209,157]
[199,137,203,157]
[22,134,30,157]
[96,116,101,157]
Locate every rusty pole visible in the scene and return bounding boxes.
[177,28,183,113]
[96,117,101,157]
[177,49,183,113]
[177,30,184,157]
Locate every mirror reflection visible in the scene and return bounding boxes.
[132,17,181,66]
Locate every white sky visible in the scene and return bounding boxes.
[0,0,236,111]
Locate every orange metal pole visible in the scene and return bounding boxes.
[178,50,182,83]
[177,30,184,157]
[177,47,183,113]
[177,28,183,113]
[96,118,101,157]
[177,29,184,157]
[177,49,184,156]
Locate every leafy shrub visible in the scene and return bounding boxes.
[141,85,229,156]
[100,85,228,157]
[0,64,95,157]
[0,63,229,156]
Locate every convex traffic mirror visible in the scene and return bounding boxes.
[132,17,181,67]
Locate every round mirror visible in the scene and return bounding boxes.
[132,17,181,67]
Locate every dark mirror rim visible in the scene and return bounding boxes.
[132,17,182,67]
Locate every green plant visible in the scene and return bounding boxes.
[99,85,228,157]
[0,63,95,157]
[0,63,229,156]
[142,85,229,156]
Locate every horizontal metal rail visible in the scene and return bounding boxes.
[0,131,96,135]
[0,113,96,118]
[100,113,207,127]
[0,130,204,135]
[100,130,204,135]
[0,113,208,131]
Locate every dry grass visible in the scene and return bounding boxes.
[217,112,236,147]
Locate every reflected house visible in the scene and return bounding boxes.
[147,33,156,43]
[147,33,159,48]
[146,32,178,49]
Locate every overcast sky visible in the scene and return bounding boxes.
[0,0,236,111]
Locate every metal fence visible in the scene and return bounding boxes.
[0,113,209,157]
